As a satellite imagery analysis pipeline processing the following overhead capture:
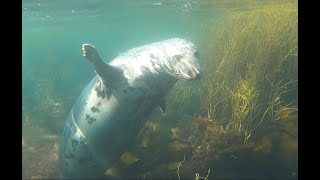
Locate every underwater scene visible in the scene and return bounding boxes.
[22,0,298,179]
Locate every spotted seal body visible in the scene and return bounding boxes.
[58,38,201,179]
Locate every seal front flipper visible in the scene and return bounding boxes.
[82,44,126,90]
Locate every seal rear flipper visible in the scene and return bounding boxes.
[82,44,126,90]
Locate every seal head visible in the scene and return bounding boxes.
[158,38,201,80]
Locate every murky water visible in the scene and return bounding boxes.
[22,0,298,179]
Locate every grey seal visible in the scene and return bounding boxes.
[58,38,201,179]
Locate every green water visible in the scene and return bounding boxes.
[22,0,216,179]
[22,0,214,110]
[22,0,298,179]
[22,0,214,127]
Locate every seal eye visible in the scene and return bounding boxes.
[194,51,200,58]
[173,55,183,62]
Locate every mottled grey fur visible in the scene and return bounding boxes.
[58,38,201,179]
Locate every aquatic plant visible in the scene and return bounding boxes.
[22,126,59,179]
[22,0,298,178]
[176,154,211,180]
[22,57,80,134]
[170,0,298,142]
[121,1,298,178]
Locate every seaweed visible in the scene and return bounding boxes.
[170,0,298,143]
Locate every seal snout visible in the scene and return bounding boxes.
[192,72,202,80]
[190,66,201,78]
